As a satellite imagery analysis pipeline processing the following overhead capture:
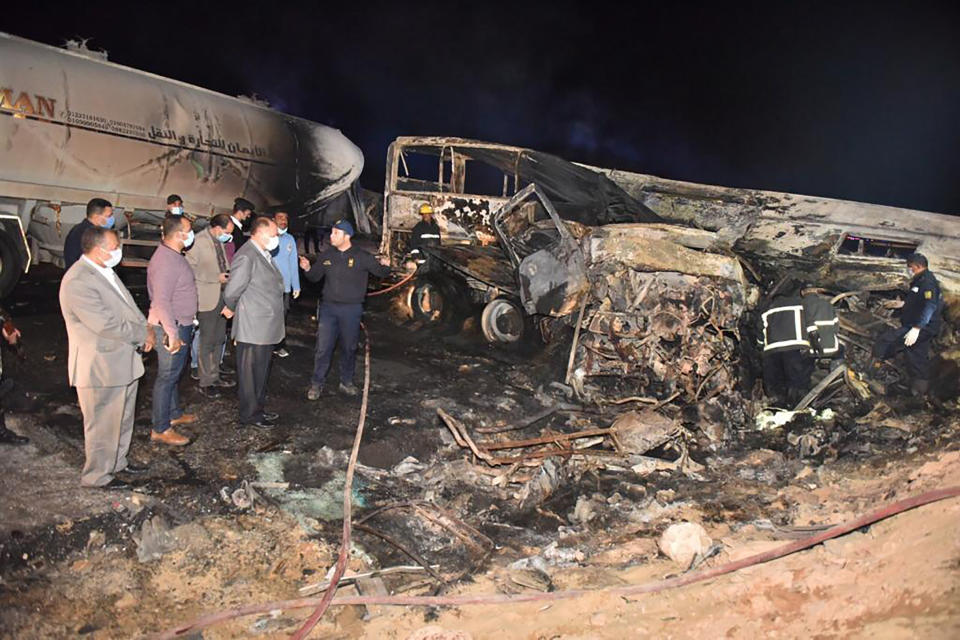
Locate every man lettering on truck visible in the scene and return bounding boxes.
[63,198,116,270]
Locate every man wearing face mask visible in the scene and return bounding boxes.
[63,198,116,270]
[873,253,943,396]
[221,217,285,428]
[271,211,300,358]
[185,214,236,398]
[60,227,155,488]
[146,216,199,445]
[166,194,184,217]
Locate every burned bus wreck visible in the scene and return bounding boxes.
[383,136,959,428]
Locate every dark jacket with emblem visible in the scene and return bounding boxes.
[304,245,390,304]
[900,269,942,333]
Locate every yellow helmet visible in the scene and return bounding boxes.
[418,203,434,216]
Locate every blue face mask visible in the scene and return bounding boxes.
[102,215,116,229]
[217,233,232,243]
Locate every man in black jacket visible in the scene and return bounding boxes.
[299,220,390,399]
[873,253,942,395]
[227,198,255,259]
[63,198,115,270]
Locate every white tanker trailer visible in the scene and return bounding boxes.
[0,32,364,296]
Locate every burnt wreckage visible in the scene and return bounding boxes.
[381,137,959,435]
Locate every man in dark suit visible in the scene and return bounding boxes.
[63,198,116,270]
[221,217,284,428]
[226,198,255,264]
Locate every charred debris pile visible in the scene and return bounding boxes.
[282,178,958,594]
[378,185,952,519]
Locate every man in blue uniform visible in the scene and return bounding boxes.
[271,211,300,358]
[873,253,943,396]
[299,220,390,399]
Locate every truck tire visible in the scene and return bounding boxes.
[410,273,468,329]
[480,298,526,343]
[0,233,23,299]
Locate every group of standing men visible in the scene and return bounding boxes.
[58,195,390,488]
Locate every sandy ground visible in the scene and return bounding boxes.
[0,265,958,639]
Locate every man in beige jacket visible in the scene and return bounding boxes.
[59,227,155,488]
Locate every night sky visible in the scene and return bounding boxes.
[4,1,960,213]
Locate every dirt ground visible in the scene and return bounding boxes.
[0,264,958,639]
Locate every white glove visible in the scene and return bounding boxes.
[904,327,920,347]
[292,290,300,299]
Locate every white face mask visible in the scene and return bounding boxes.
[265,235,280,251]
[278,227,288,235]
[183,230,195,248]
[170,206,183,215]
[103,247,122,268]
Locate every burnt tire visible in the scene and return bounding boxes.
[0,232,23,300]
[480,298,526,343]
[410,273,469,329]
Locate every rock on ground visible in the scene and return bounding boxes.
[658,521,712,567]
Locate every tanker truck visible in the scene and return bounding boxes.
[0,32,364,297]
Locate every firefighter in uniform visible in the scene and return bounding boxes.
[408,203,441,264]
[757,291,839,406]
[872,253,942,395]
[801,290,840,359]
[299,220,391,400]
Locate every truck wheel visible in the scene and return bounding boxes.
[481,298,525,343]
[0,233,23,299]
[410,274,467,328]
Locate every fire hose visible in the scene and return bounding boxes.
[366,271,414,297]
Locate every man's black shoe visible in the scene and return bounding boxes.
[244,418,276,430]
[262,411,279,421]
[95,478,130,490]
[190,368,199,381]
[199,386,222,399]
[339,382,359,397]
[219,365,236,375]
[212,378,236,388]
[0,427,28,445]
[120,463,148,474]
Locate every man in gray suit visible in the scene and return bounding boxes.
[59,227,155,488]
[221,217,284,428]
[186,213,236,399]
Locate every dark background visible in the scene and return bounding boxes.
[4,1,960,212]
